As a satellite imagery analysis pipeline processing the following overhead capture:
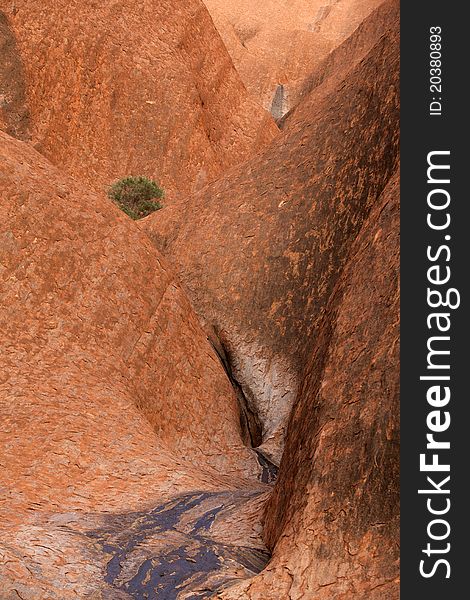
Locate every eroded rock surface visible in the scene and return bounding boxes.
[1,1,400,597]
[218,169,399,600]
[0,0,277,199]
[0,131,269,599]
[280,0,399,127]
[0,11,30,140]
[202,0,385,114]
[144,13,399,462]
[88,491,271,599]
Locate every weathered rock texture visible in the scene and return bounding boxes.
[0,0,277,199]
[0,11,30,140]
[144,12,399,463]
[280,0,399,128]
[202,0,385,114]
[0,131,269,598]
[218,169,400,600]
[0,0,400,596]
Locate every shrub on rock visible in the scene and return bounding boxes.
[108,176,164,220]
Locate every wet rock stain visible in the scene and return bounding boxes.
[254,450,279,484]
[87,492,270,599]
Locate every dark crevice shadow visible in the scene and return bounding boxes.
[207,334,263,450]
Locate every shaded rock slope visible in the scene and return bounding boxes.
[0,11,30,140]
[202,0,384,114]
[0,0,277,200]
[218,170,400,600]
[145,9,399,463]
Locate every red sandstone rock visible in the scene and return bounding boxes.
[0,0,277,200]
[0,131,267,598]
[0,11,30,141]
[219,169,399,600]
[0,1,400,596]
[281,0,400,127]
[144,10,399,463]
[202,0,385,114]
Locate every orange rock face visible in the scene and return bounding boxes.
[281,0,400,127]
[0,0,400,597]
[202,0,384,114]
[218,169,400,600]
[0,11,30,140]
[0,0,277,199]
[144,8,399,463]
[0,131,271,598]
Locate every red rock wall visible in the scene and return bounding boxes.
[0,128,260,501]
[203,0,385,113]
[0,0,277,199]
[220,169,399,600]
[144,12,399,463]
[0,1,400,596]
[282,0,400,127]
[0,129,269,597]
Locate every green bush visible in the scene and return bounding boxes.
[108,176,164,220]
